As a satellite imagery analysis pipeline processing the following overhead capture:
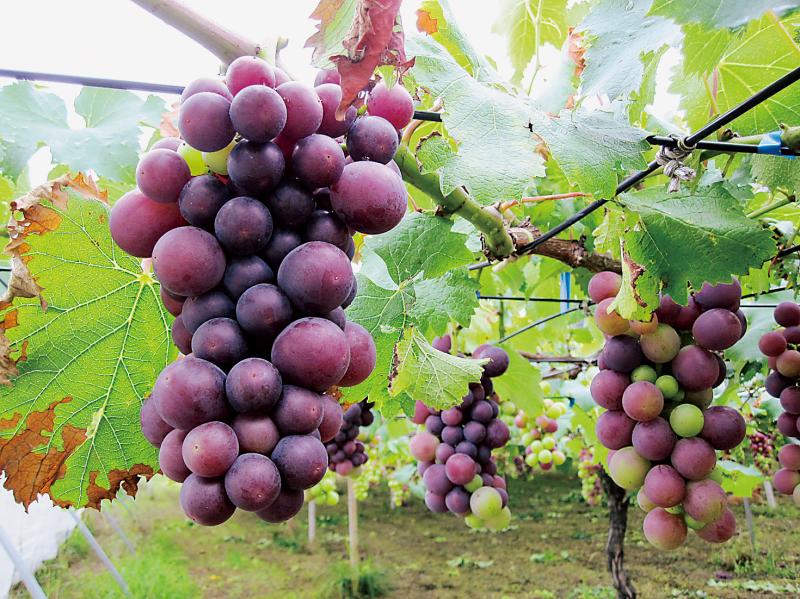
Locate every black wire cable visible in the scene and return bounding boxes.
[778,244,800,258]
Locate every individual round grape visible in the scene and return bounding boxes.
[684,388,712,410]
[632,417,675,460]
[774,301,800,327]
[643,508,686,550]
[346,115,398,164]
[159,429,190,482]
[425,414,444,436]
[693,279,741,311]
[178,142,205,175]
[643,464,685,508]
[777,349,800,377]
[463,421,486,445]
[778,444,800,469]
[602,335,644,373]
[315,83,356,138]
[445,487,470,515]
[367,82,414,129]
[231,412,279,456]
[669,403,704,437]
[322,307,347,330]
[202,140,235,175]
[277,241,353,314]
[671,345,719,391]
[696,508,736,543]
[780,386,800,414]
[766,371,794,398]
[141,397,173,447]
[472,344,510,377]
[777,412,800,437]
[773,468,800,494]
[271,317,350,391]
[214,196,273,255]
[182,421,239,477]
[292,134,346,189]
[160,287,185,317]
[699,406,745,450]
[235,283,293,339]
[276,82,323,139]
[226,56,275,95]
[330,161,407,234]
[172,315,193,354]
[191,317,248,371]
[260,228,302,270]
[683,479,726,524]
[622,381,664,422]
[178,92,235,152]
[181,77,233,102]
[256,487,304,523]
[637,488,657,512]
[180,474,235,526]
[588,271,622,303]
[630,316,659,335]
[152,227,226,297]
[444,454,476,486]
[692,308,742,351]
[152,357,228,430]
[712,354,727,388]
[266,180,315,227]
[271,434,328,490]
[594,298,629,335]
[596,410,636,450]
[300,210,350,253]
[441,425,463,446]
[135,149,191,204]
[412,401,430,425]
[470,401,494,424]
[639,324,681,364]
[177,174,229,230]
[272,385,324,435]
[224,453,281,512]
[227,141,285,195]
[225,358,281,413]
[109,189,185,257]
[229,85,286,141]
[673,298,701,331]
[671,437,716,480]
[314,69,340,86]
[423,463,454,496]
[338,322,376,387]
[441,407,462,427]
[631,365,657,383]
[435,443,455,464]
[318,395,344,442]
[182,290,235,334]
[759,331,788,357]
[485,419,510,449]
[654,295,682,325]
[608,446,650,490]
[590,370,630,410]
[222,255,274,300]
[784,325,800,345]
[425,491,448,513]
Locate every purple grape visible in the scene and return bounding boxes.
[171,315,193,354]
[431,335,452,353]
[323,307,347,330]
[178,92,235,152]
[780,386,800,414]
[318,395,344,442]
[341,275,357,309]
[463,421,486,444]
[766,371,793,398]
[227,141,285,195]
[159,429,190,482]
[180,474,235,526]
[272,385,324,435]
[152,136,182,151]
[292,134,346,189]
[595,410,635,450]
[109,189,185,258]
[602,336,644,373]
[275,82,323,140]
[423,463,454,495]
[277,241,353,314]
[181,78,232,102]
[271,434,328,490]
[226,56,275,95]
[425,491,448,513]
[160,287,185,317]
[760,331,788,357]
[256,488,304,523]
[346,115,398,164]
[485,419,510,449]
[182,290,236,334]
[367,83,415,129]
[191,317,249,371]
[775,301,800,327]
[182,421,239,477]
[266,180,315,227]
[671,345,719,391]
[338,322,376,387]
[435,443,455,464]
[425,415,444,436]
[470,401,494,423]
[671,437,716,480]
[231,412,280,455]
[472,344,510,377]
[152,357,228,430]
[700,406,745,450]
[178,174,229,230]
[302,210,350,251]
[632,417,676,460]
[692,308,742,351]
[230,85,286,142]
[441,408,463,427]
[330,161,407,234]
[141,397,173,447]
[152,227,226,297]
[214,196,273,255]
[442,426,464,446]
[455,441,478,459]
[673,297,701,331]
[222,255,274,300]
[590,370,630,410]
[136,149,191,204]
[235,283,293,339]
[224,453,281,511]
[693,279,741,311]
[314,69,340,86]
[226,357,282,412]
[315,83,356,138]
[260,227,302,270]
[643,464,685,508]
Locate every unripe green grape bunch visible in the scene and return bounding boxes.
[757,300,800,505]
[513,399,568,472]
[589,271,747,549]
[123,59,415,526]
[577,448,603,507]
[305,469,340,507]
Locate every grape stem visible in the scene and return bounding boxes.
[498,192,590,212]
[598,470,637,599]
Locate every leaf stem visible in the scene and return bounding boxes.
[499,192,589,212]
[747,195,795,219]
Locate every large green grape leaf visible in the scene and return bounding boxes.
[578,0,680,100]
[0,175,174,509]
[611,184,777,318]
[649,0,800,29]
[408,35,545,203]
[344,212,482,415]
[491,349,543,417]
[530,104,651,198]
[492,0,570,85]
[750,154,800,194]
[680,24,732,76]
[0,83,164,181]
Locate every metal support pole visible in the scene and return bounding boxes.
[0,525,48,599]
[67,510,132,598]
[101,511,136,555]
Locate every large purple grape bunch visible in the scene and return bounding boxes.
[326,400,374,476]
[589,271,747,550]
[757,300,800,504]
[408,336,513,531]
[113,59,415,526]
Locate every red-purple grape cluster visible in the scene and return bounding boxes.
[589,271,747,549]
[326,400,374,476]
[757,301,800,504]
[116,59,414,526]
[408,336,513,530]
[745,431,776,475]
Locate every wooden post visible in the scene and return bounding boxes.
[598,470,637,599]
[763,480,777,509]
[347,477,359,594]
[308,500,316,547]
[743,498,757,552]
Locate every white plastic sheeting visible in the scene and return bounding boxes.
[0,479,76,598]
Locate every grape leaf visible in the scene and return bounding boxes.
[578,0,680,100]
[629,46,669,127]
[716,460,764,498]
[390,328,486,411]
[0,83,164,181]
[408,35,545,203]
[611,184,777,317]
[307,0,358,67]
[681,24,732,76]
[0,174,174,509]
[492,0,570,85]
[491,349,543,417]
[750,154,800,194]
[530,104,651,198]
[649,0,800,29]
[410,270,479,335]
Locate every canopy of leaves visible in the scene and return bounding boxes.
[0,175,174,509]
[650,0,800,29]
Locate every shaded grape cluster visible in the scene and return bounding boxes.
[326,400,374,475]
[757,300,800,504]
[589,271,747,549]
[409,336,512,531]
[514,399,568,471]
[117,58,414,526]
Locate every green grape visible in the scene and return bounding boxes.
[178,142,207,175]
[202,140,236,175]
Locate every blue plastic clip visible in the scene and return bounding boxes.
[757,130,796,159]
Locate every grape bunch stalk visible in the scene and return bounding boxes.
[409,336,513,531]
[757,300,800,504]
[113,58,415,526]
[589,271,747,550]
[326,400,374,476]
